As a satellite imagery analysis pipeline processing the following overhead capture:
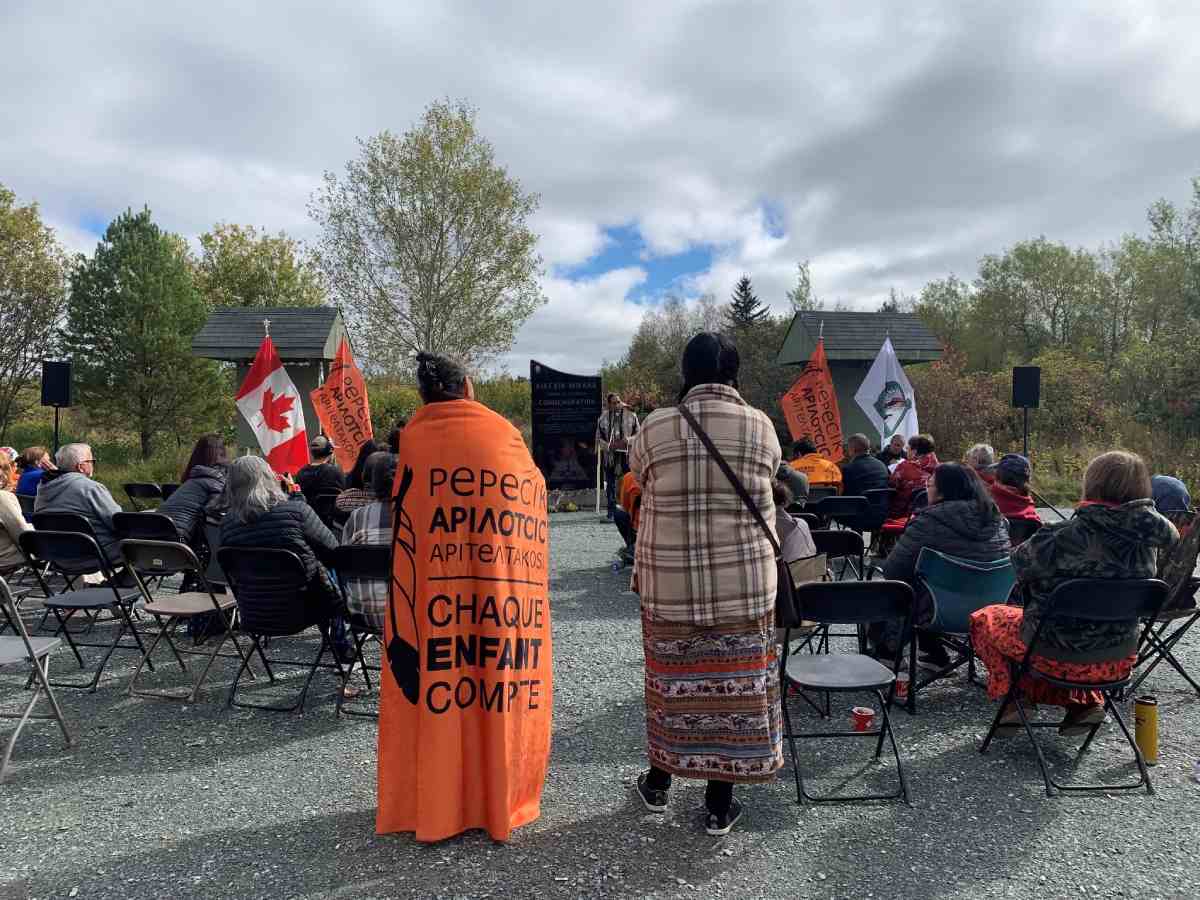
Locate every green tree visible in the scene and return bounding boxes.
[64,208,223,459]
[725,275,769,328]
[785,260,822,312]
[196,222,325,308]
[310,98,546,371]
[0,184,68,440]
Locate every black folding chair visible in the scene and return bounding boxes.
[978,578,1168,797]
[121,539,257,702]
[811,529,878,583]
[311,491,344,531]
[218,547,346,713]
[781,579,914,804]
[810,495,871,534]
[113,512,180,542]
[805,485,839,505]
[16,493,36,520]
[1007,517,1043,546]
[160,483,180,501]
[18,530,150,692]
[333,544,391,719]
[203,520,228,589]
[123,482,162,511]
[1,576,75,782]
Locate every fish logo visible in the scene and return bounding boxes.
[873,380,912,438]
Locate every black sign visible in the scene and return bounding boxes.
[530,360,601,490]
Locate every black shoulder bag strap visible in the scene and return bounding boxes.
[676,404,799,626]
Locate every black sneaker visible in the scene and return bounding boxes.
[705,797,744,836]
[636,772,669,812]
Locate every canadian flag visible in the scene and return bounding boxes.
[235,336,310,475]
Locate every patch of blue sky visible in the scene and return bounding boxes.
[557,223,714,303]
[78,211,109,236]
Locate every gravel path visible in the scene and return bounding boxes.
[3,513,1200,899]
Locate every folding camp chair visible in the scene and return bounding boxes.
[333,544,391,719]
[781,579,914,804]
[1,576,75,782]
[897,548,1016,715]
[1006,517,1043,546]
[18,530,150,692]
[123,482,162,511]
[218,546,346,713]
[121,539,257,702]
[978,577,1168,797]
[1126,576,1200,698]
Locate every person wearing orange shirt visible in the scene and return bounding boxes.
[614,471,642,563]
[789,437,842,491]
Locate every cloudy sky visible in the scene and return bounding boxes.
[3,1,1198,373]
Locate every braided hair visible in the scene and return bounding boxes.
[416,351,469,403]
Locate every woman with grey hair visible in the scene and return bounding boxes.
[219,456,348,651]
[965,443,996,483]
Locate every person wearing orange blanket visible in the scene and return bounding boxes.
[789,437,842,491]
[376,351,552,843]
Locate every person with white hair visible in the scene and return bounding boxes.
[965,443,997,484]
[34,442,123,563]
[219,455,353,661]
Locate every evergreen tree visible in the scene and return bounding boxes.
[64,208,224,459]
[725,275,769,328]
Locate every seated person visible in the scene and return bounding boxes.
[341,451,398,632]
[0,454,31,573]
[965,443,996,484]
[776,463,808,508]
[1151,474,1192,534]
[773,478,816,564]
[886,434,939,520]
[990,453,1042,532]
[297,435,347,528]
[841,433,889,497]
[220,455,353,660]
[789,437,842,491]
[873,463,1010,667]
[16,446,55,496]
[160,434,229,547]
[336,439,385,517]
[34,442,123,565]
[877,433,907,468]
[970,451,1177,736]
[613,471,642,563]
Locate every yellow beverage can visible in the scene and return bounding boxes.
[1134,695,1159,766]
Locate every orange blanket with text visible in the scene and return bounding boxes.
[377,398,552,842]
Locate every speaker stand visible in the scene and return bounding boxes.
[1022,406,1029,457]
[53,406,61,454]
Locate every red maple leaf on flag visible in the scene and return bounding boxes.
[260,388,295,433]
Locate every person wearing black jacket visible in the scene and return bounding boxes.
[872,462,1010,666]
[220,455,352,660]
[160,434,229,546]
[841,433,890,497]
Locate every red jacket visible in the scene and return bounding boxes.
[888,453,939,519]
[991,482,1041,522]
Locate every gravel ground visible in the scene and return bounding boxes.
[4,512,1200,900]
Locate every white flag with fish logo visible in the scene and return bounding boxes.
[854,337,919,444]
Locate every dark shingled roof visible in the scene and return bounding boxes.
[192,307,344,361]
[775,311,942,365]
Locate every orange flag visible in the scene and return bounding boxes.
[377,398,552,843]
[780,337,844,462]
[310,337,373,472]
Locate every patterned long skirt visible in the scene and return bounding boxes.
[641,610,783,783]
[969,604,1134,707]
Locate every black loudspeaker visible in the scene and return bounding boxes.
[1012,366,1041,409]
[41,360,73,408]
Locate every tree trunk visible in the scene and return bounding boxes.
[141,429,153,461]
